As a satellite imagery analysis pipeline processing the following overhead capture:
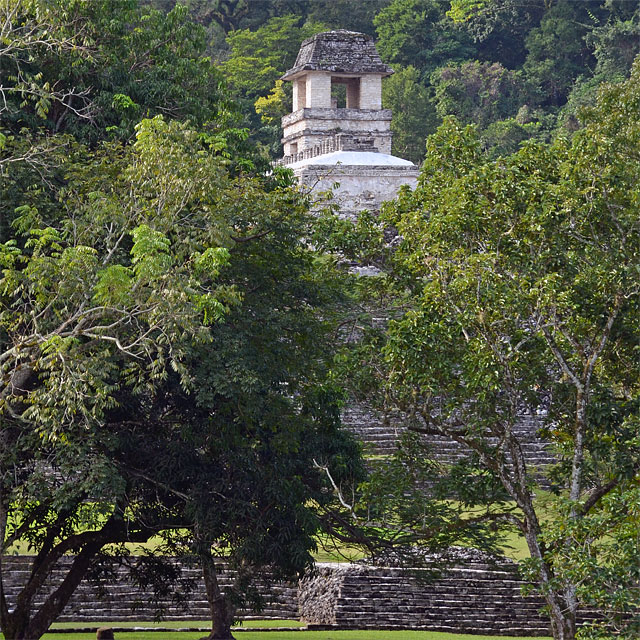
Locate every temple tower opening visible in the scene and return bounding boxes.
[281,30,393,159]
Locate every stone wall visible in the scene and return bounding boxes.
[359,76,382,109]
[0,556,298,622]
[342,403,556,485]
[1,555,599,635]
[280,108,393,158]
[299,557,599,636]
[295,164,418,218]
[305,72,332,108]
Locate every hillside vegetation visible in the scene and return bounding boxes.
[1,2,639,640]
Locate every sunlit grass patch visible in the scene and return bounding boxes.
[34,630,552,640]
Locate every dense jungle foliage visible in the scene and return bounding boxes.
[2,2,640,640]
[144,0,640,163]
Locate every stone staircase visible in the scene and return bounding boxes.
[342,403,556,475]
[1,555,603,636]
[300,557,600,636]
[0,557,298,622]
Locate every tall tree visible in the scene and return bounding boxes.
[523,0,604,108]
[221,15,323,103]
[0,115,235,640]
[304,0,390,34]
[382,65,438,164]
[447,0,545,69]
[374,0,475,81]
[0,0,234,146]
[0,3,363,638]
[220,14,324,158]
[431,60,528,128]
[0,0,96,134]
[362,63,640,640]
[0,112,362,640]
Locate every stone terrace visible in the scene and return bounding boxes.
[0,555,601,635]
[342,403,556,472]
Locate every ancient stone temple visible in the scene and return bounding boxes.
[279,30,554,478]
[280,30,419,217]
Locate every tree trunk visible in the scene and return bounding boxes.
[549,603,576,640]
[502,435,578,640]
[0,516,152,640]
[200,550,236,640]
[520,513,577,640]
[0,542,102,639]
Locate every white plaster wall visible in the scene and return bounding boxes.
[306,72,331,108]
[295,165,418,217]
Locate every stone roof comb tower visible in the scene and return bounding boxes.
[280,31,419,217]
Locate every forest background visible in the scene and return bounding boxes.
[161,0,640,165]
[2,2,640,640]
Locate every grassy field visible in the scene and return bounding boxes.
[49,620,306,630]
[5,498,535,562]
[34,630,552,640]
[1,619,553,640]
[8,526,531,563]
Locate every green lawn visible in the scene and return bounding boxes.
[3,531,534,562]
[4,498,535,562]
[35,631,552,640]
[3,618,553,640]
[49,620,305,630]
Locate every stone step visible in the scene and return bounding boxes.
[4,556,601,636]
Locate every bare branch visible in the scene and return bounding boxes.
[542,325,583,391]
[313,459,358,521]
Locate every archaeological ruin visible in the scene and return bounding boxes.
[3,30,565,638]
[279,30,554,479]
[279,30,419,217]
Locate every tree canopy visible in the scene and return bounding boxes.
[0,3,363,639]
[355,61,640,640]
[0,0,236,146]
[156,0,640,165]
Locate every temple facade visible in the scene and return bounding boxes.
[280,30,419,217]
[279,31,554,481]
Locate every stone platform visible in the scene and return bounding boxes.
[1,555,600,635]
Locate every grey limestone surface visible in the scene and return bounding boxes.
[0,556,599,635]
[282,31,393,79]
[0,556,298,622]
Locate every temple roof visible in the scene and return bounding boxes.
[288,150,415,169]
[282,30,393,79]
